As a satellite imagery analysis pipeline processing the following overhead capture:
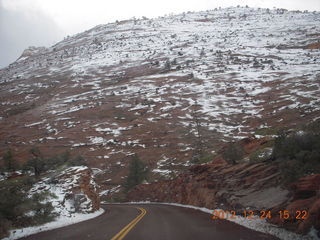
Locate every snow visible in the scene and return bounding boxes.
[25,120,46,127]
[3,7,318,143]
[3,209,104,240]
[95,126,131,137]
[99,185,121,196]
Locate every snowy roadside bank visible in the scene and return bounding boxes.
[2,208,104,240]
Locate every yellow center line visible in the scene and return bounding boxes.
[110,207,147,240]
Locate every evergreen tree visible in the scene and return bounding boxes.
[124,155,147,192]
[3,149,17,171]
[223,142,244,164]
[190,99,206,163]
[26,147,45,177]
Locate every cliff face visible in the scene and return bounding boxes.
[127,161,320,236]
[127,161,285,209]
[57,166,101,212]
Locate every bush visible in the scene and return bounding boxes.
[2,149,18,171]
[69,155,87,166]
[222,142,244,164]
[24,148,88,176]
[0,177,56,237]
[254,127,277,136]
[192,153,214,164]
[272,129,320,182]
[28,192,56,225]
[0,215,11,239]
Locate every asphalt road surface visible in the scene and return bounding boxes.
[20,204,279,240]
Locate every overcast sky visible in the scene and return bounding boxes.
[1,0,320,68]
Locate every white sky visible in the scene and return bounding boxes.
[0,0,320,67]
[2,0,320,36]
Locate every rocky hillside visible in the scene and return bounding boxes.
[0,7,320,194]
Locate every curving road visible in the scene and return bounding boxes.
[20,204,279,240]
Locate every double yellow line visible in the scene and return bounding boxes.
[111,207,147,240]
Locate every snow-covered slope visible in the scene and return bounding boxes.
[0,7,320,189]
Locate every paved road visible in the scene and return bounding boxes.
[20,204,279,240]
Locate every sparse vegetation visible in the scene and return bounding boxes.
[24,148,88,177]
[5,104,35,117]
[254,127,277,136]
[0,147,90,238]
[196,153,215,164]
[105,193,126,203]
[0,177,56,238]
[249,148,272,163]
[272,122,320,183]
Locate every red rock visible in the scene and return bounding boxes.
[290,174,320,199]
[268,175,320,235]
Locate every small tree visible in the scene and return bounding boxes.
[61,151,71,163]
[26,147,45,177]
[164,59,171,71]
[223,142,244,164]
[124,155,147,192]
[0,178,55,237]
[190,99,207,163]
[3,149,17,171]
[69,155,87,166]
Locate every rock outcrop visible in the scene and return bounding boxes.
[17,46,47,61]
[268,174,320,236]
[30,166,100,215]
[128,161,286,209]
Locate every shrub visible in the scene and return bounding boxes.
[28,192,56,225]
[192,153,214,164]
[68,155,87,166]
[164,59,171,71]
[25,147,46,177]
[24,148,88,176]
[222,142,244,164]
[254,127,277,136]
[0,215,11,239]
[0,177,56,236]
[2,149,18,171]
[272,129,320,182]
